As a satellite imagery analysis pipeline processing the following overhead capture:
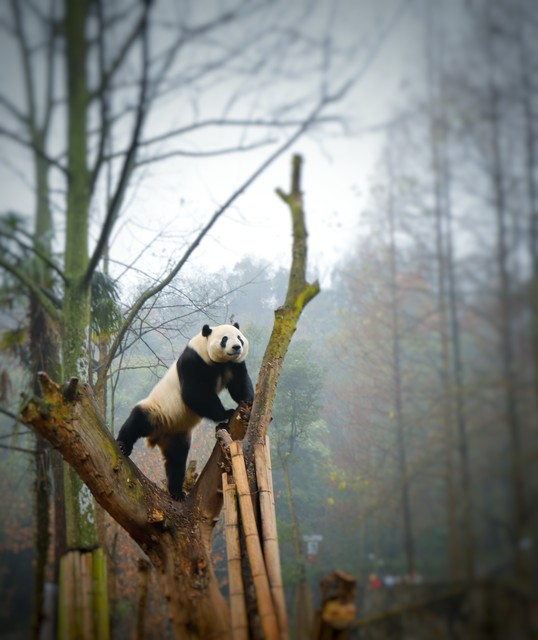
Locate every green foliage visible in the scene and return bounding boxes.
[272,339,324,453]
[90,271,122,337]
[0,328,28,351]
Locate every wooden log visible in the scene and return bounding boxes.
[92,548,110,640]
[222,473,248,640]
[81,551,92,639]
[58,553,70,640]
[255,438,288,638]
[229,440,279,639]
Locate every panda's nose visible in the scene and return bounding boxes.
[232,344,241,352]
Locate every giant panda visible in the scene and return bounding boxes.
[116,322,254,500]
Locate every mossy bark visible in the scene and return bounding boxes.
[57,1,109,635]
[22,374,233,638]
[245,155,319,454]
[22,155,318,637]
[63,0,91,380]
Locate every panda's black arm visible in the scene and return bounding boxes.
[227,362,254,405]
[182,381,232,422]
[178,349,232,422]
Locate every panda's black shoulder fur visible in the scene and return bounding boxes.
[177,345,254,421]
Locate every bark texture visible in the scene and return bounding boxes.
[22,373,234,638]
[245,154,319,454]
[21,154,318,637]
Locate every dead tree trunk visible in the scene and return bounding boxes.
[22,373,235,638]
[21,154,319,638]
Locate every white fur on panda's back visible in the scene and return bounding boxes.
[138,363,200,440]
[188,332,211,364]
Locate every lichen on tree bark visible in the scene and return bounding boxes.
[21,154,319,638]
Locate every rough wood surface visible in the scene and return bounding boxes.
[223,473,249,640]
[229,440,279,639]
[245,154,319,453]
[255,439,288,638]
[21,154,319,638]
[21,373,231,639]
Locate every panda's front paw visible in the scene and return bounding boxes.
[238,402,251,421]
[170,489,187,501]
[117,440,132,457]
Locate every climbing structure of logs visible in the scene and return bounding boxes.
[221,434,288,640]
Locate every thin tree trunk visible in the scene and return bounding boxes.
[240,154,319,635]
[386,171,415,575]
[426,49,460,577]
[60,1,110,634]
[485,18,528,582]
[518,25,538,410]
[442,162,475,580]
[517,13,538,589]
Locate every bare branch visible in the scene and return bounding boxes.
[0,443,36,455]
[0,94,28,125]
[0,126,67,174]
[84,3,151,289]
[86,9,149,105]
[42,0,59,134]
[136,116,340,150]
[135,137,277,166]
[0,228,67,283]
[0,254,61,321]
[10,0,37,126]
[21,373,172,544]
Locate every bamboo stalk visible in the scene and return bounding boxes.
[255,439,288,638]
[222,473,249,640]
[71,552,81,639]
[92,548,110,640]
[72,551,82,639]
[229,441,279,639]
[58,554,69,640]
[81,551,92,639]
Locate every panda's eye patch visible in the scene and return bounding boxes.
[220,336,228,348]
[237,336,244,346]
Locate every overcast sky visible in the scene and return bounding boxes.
[0,0,466,291]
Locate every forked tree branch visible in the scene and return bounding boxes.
[244,154,319,453]
[84,2,152,288]
[93,108,326,397]
[20,155,319,636]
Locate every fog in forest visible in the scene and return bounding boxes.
[0,0,536,638]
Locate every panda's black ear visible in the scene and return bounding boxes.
[202,324,212,337]
[233,322,240,329]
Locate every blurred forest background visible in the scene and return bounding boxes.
[0,0,537,638]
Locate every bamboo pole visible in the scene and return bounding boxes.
[81,551,92,639]
[255,438,288,638]
[58,553,69,640]
[229,440,279,639]
[222,473,249,640]
[92,548,110,640]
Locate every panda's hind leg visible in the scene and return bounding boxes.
[160,432,191,500]
[116,405,152,456]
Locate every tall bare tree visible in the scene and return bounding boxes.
[0,0,360,635]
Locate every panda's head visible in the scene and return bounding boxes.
[197,322,249,364]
